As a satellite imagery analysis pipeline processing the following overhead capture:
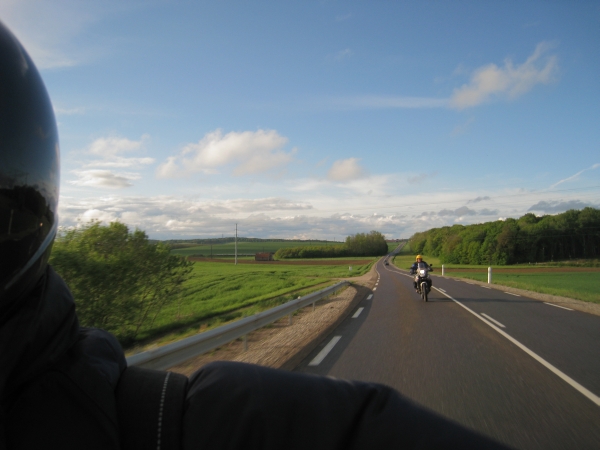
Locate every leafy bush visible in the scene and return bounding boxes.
[50,221,192,344]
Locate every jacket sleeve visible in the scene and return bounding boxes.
[183,361,510,450]
[5,331,124,450]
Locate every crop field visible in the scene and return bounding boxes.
[131,258,374,349]
[170,240,344,257]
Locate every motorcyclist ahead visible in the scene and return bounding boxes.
[410,255,433,292]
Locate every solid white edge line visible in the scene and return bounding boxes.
[367,294,373,300]
[481,313,506,328]
[431,287,600,406]
[437,288,446,293]
[308,336,342,366]
[352,307,364,318]
[544,302,574,311]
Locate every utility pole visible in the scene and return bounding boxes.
[235,223,238,265]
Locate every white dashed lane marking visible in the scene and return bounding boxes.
[352,307,364,318]
[544,302,573,311]
[308,336,342,366]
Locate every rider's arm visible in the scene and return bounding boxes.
[183,361,510,450]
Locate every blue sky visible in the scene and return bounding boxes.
[2,1,599,240]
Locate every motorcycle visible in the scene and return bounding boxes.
[412,262,432,302]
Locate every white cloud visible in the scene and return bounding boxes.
[68,135,153,188]
[57,179,599,240]
[70,170,140,189]
[80,208,119,223]
[327,158,367,182]
[550,163,600,189]
[84,135,154,169]
[156,129,295,179]
[316,43,557,112]
[87,135,150,158]
[216,198,313,213]
[449,42,559,109]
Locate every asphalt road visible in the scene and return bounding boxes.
[296,257,600,449]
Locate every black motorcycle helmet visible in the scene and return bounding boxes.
[0,21,60,312]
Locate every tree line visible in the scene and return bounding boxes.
[409,207,600,265]
[275,231,388,259]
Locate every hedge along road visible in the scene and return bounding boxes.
[296,258,600,450]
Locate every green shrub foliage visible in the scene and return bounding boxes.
[275,230,388,259]
[409,208,600,265]
[50,221,193,344]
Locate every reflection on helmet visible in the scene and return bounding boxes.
[0,20,60,310]
[416,255,422,261]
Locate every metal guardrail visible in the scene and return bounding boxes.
[126,281,350,370]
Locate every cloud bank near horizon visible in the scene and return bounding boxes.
[57,186,599,240]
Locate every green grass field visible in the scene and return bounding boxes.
[443,271,600,304]
[129,259,374,350]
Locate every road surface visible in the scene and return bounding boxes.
[296,256,600,449]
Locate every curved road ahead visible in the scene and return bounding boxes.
[296,256,600,449]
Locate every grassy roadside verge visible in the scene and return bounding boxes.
[438,271,600,304]
[126,259,373,353]
[392,244,600,304]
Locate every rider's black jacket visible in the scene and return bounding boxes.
[411,260,432,273]
[1,266,510,450]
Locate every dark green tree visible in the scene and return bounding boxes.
[407,208,600,265]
